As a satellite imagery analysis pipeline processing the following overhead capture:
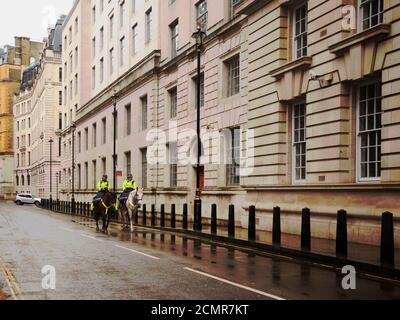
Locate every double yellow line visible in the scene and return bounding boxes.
[0,256,23,300]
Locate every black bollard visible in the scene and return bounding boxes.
[171,204,176,229]
[182,204,188,229]
[248,206,256,242]
[336,209,348,257]
[151,205,156,226]
[211,204,217,235]
[132,206,137,224]
[273,206,281,245]
[142,204,147,225]
[228,205,235,238]
[381,211,395,266]
[160,204,165,227]
[301,208,311,250]
[193,202,202,231]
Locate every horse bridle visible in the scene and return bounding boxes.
[128,190,143,208]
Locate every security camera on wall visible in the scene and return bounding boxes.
[309,70,318,81]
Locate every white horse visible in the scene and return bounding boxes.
[121,188,144,232]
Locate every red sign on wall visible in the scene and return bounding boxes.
[116,165,123,177]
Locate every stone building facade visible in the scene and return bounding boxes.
[58,0,92,199]
[0,38,42,198]
[59,0,160,200]
[55,0,400,246]
[13,18,65,198]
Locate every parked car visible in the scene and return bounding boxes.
[15,194,41,207]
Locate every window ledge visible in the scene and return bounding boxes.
[235,0,272,16]
[269,56,312,78]
[328,24,391,55]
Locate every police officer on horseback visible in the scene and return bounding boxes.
[93,174,110,208]
[118,174,137,209]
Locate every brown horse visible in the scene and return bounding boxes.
[93,191,116,233]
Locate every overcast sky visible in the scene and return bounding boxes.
[0,0,74,47]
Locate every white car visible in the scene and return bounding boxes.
[15,194,41,207]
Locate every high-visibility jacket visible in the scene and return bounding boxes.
[123,179,137,191]
[97,180,110,191]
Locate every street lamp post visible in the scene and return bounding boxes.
[49,138,54,207]
[71,123,76,213]
[192,25,206,231]
[55,172,59,201]
[112,91,119,194]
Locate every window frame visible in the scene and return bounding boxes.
[196,0,208,32]
[141,148,148,188]
[226,55,240,97]
[169,87,178,119]
[292,2,308,60]
[193,73,205,109]
[141,95,148,130]
[145,8,152,44]
[169,142,178,188]
[292,102,307,184]
[226,127,241,186]
[356,80,382,182]
[170,20,179,59]
[358,0,384,31]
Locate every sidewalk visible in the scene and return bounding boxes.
[143,218,400,270]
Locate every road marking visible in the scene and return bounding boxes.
[0,257,24,300]
[59,227,76,233]
[80,234,104,242]
[184,267,286,300]
[115,245,160,260]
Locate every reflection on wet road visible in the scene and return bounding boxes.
[0,201,399,300]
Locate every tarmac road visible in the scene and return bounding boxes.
[0,201,399,300]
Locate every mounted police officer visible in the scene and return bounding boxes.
[118,174,137,209]
[93,174,110,208]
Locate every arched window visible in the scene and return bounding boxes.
[16,175,19,186]
[21,175,25,186]
[27,175,31,186]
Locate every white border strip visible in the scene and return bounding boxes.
[80,234,104,242]
[115,245,160,260]
[59,227,76,233]
[184,267,285,300]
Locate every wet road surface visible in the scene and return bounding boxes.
[0,201,400,300]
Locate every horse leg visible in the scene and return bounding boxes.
[129,207,134,233]
[119,209,124,230]
[123,209,128,230]
[106,214,111,233]
[95,211,100,232]
[103,214,107,233]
